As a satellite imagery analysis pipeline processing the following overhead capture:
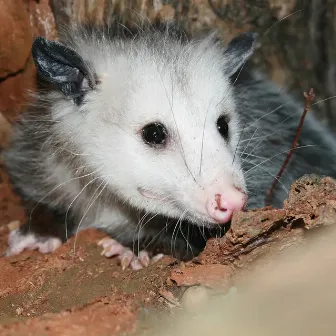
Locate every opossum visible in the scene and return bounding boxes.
[3,21,336,269]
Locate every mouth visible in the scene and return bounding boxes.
[183,212,224,227]
[137,189,236,227]
[138,187,164,200]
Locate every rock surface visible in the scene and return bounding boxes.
[0,0,56,123]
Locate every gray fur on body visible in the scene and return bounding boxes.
[235,69,336,208]
[3,23,336,259]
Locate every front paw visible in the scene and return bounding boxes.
[98,237,163,271]
[5,229,62,256]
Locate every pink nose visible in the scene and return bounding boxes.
[206,187,247,224]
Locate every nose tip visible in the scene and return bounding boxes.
[206,188,247,224]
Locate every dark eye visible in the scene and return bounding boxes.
[142,122,167,146]
[217,115,229,138]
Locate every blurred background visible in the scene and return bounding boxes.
[0,0,335,147]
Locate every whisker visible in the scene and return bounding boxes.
[242,113,296,163]
[239,127,259,158]
[244,164,289,194]
[64,175,103,240]
[73,178,110,253]
[244,145,315,175]
[118,23,135,38]
[199,98,214,175]
[178,217,194,259]
[133,212,149,253]
[170,215,181,256]
[232,122,246,164]
[28,169,103,233]
[142,220,171,252]
[244,102,291,131]
[263,9,304,36]
[136,212,159,255]
[312,95,336,106]
[135,197,177,252]
[239,152,267,160]
[233,9,303,85]
[127,8,151,25]
[160,70,197,183]
[172,210,188,257]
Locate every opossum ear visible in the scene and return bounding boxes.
[223,32,258,77]
[32,36,96,104]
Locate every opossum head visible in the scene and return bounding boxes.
[32,25,257,227]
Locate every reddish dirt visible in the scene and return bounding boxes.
[0,176,173,334]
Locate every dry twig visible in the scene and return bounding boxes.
[265,88,315,206]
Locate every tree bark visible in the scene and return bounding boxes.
[49,0,336,131]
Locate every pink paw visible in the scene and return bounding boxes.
[5,229,62,256]
[98,237,164,271]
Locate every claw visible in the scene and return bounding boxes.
[130,258,143,270]
[151,253,164,264]
[98,237,164,271]
[139,251,150,267]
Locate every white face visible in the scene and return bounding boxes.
[56,37,247,227]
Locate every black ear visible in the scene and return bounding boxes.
[223,32,258,77]
[32,37,96,103]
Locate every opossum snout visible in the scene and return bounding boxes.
[206,187,247,224]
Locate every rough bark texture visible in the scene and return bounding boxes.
[48,0,336,131]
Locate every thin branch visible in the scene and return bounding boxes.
[265,88,315,206]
